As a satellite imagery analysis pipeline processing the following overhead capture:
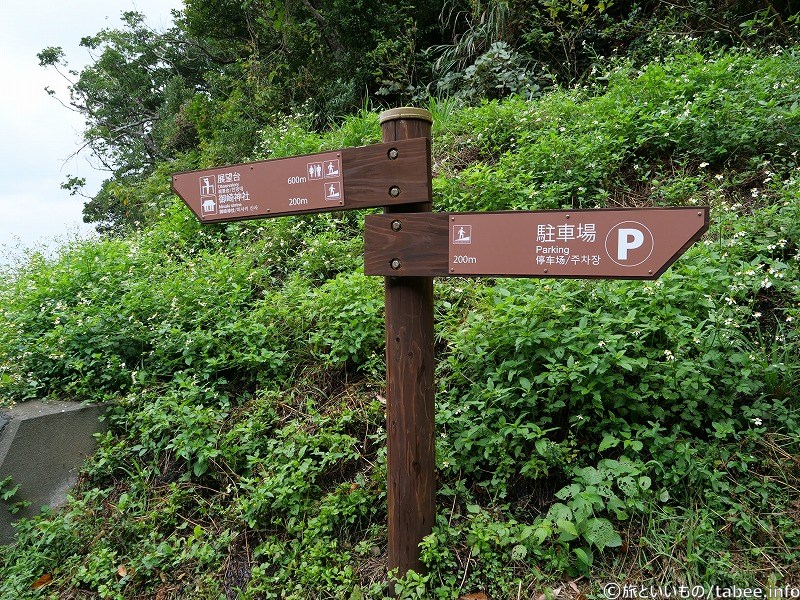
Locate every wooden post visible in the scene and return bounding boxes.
[379,108,436,581]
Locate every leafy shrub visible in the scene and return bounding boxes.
[436,41,543,101]
[306,271,384,372]
[2,45,799,597]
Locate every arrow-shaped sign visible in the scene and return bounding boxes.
[172,138,431,222]
[365,208,709,279]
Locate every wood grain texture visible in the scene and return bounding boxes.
[380,110,436,582]
[342,138,431,210]
[364,214,449,276]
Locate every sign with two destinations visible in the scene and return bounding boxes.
[364,208,709,279]
[173,138,709,283]
[172,138,431,222]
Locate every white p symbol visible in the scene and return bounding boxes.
[617,228,644,261]
[606,221,654,267]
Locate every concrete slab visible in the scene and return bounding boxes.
[0,400,107,544]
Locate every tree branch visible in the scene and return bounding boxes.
[299,0,346,55]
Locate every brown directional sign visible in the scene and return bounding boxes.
[172,138,431,222]
[364,208,709,279]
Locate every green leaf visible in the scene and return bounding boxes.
[350,586,364,600]
[574,466,604,486]
[535,439,549,455]
[627,440,644,452]
[555,483,581,500]
[1,483,21,502]
[193,458,208,477]
[599,434,620,452]
[534,526,550,544]
[584,518,622,550]
[617,476,638,497]
[574,546,593,567]
[557,519,579,538]
[511,544,527,560]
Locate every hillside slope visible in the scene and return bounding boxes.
[1,47,799,598]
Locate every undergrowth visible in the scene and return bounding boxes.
[1,45,799,598]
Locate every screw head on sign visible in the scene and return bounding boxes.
[391,220,402,231]
[390,259,401,270]
[389,186,401,197]
[388,148,399,160]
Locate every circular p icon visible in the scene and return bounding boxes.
[606,221,654,267]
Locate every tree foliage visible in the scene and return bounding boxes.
[38,1,799,230]
[38,11,229,231]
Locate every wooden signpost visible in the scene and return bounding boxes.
[172,107,710,588]
[379,109,436,579]
[172,111,437,582]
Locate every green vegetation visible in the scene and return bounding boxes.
[2,3,800,598]
[37,0,800,232]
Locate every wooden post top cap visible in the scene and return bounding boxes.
[379,107,433,124]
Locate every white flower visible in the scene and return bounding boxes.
[752,417,763,426]
[663,350,675,361]
[699,162,709,168]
